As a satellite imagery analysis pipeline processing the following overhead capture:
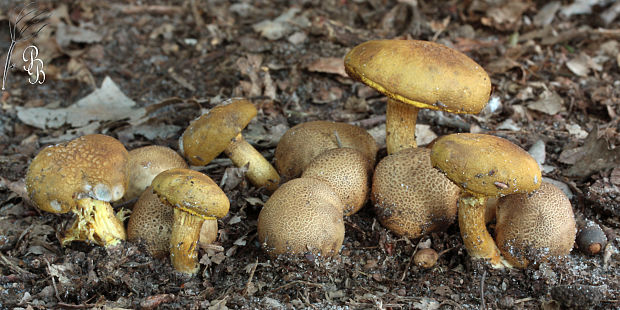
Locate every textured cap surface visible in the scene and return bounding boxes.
[430,133,541,197]
[127,187,173,258]
[345,40,491,113]
[125,145,187,201]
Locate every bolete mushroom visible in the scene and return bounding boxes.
[275,120,378,181]
[372,148,460,239]
[25,134,128,247]
[257,178,345,256]
[151,168,229,275]
[430,133,541,268]
[495,182,576,268]
[344,40,491,154]
[125,145,188,202]
[180,98,280,191]
[127,187,173,258]
[301,147,373,216]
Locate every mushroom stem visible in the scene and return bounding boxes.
[386,98,419,154]
[61,198,126,247]
[170,208,206,275]
[224,133,280,191]
[458,194,508,268]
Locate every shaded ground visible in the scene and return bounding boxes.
[0,0,619,309]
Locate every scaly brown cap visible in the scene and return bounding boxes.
[125,145,188,201]
[127,187,174,258]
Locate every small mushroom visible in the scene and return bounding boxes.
[301,147,373,216]
[25,134,128,247]
[257,178,345,257]
[430,133,541,268]
[127,187,173,258]
[576,221,608,255]
[372,148,460,239]
[275,120,378,181]
[345,40,491,154]
[180,98,280,191]
[125,145,188,202]
[151,168,229,275]
[414,248,439,269]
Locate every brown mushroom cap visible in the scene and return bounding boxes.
[430,133,541,197]
[275,121,378,180]
[344,39,491,114]
[495,182,576,268]
[26,134,129,214]
[127,187,173,258]
[180,98,257,166]
[125,146,188,201]
[257,178,345,256]
[301,147,373,216]
[372,148,460,238]
[151,168,229,219]
[414,248,439,269]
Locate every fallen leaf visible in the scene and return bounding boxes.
[305,57,347,77]
[55,22,103,48]
[534,1,561,26]
[561,127,620,178]
[527,89,565,115]
[481,1,530,32]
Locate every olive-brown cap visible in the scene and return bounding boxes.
[180,98,257,166]
[125,145,188,201]
[275,121,378,180]
[372,148,460,238]
[430,133,541,197]
[151,168,229,219]
[26,134,129,214]
[257,178,345,256]
[302,147,373,216]
[495,182,576,268]
[127,187,173,258]
[344,40,491,114]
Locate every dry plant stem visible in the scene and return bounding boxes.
[224,133,280,191]
[458,195,506,268]
[386,98,419,154]
[170,208,206,275]
[61,198,126,247]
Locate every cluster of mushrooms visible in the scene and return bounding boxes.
[25,39,577,275]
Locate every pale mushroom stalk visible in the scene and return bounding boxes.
[386,98,419,154]
[170,209,210,274]
[224,133,280,192]
[62,198,126,246]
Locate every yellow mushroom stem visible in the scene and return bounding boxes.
[224,133,280,191]
[170,208,209,275]
[386,98,420,154]
[61,197,127,247]
[458,194,510,268]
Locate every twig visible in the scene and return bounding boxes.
[44,258,62,302]
[440,299,463,309]
[400,239,420,282]
[242,258,258,295]
[480,270,487,310]
[56,302,97,309]
[116,5,184,15]
[348,115,386,129]
[189,0,205,29]
[514,297,534,304]
[270,280,324,293]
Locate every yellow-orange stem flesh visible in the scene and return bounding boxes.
[458,194,508,268]
[224,134,280,191]
[386,98,420,154]
[170,208,206,275]
[62,198,126,247]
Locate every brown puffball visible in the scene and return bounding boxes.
[495,182,576,268]
[302,147,373,216]
[127,187,173,258]
[257,178,345,257]
[125,146,187,202]
[372,148,460,239]
[414,248,439,268]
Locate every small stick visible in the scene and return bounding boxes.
[480,270,487,310]
[242,258,259,295]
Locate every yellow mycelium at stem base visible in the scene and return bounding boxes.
[169,208,213,274]
[385,98,420,154]
[61,197,127,247]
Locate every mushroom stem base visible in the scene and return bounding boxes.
[458,195,510,268]
[61,198,127,247]
[170,209,205,275]
[386,98,419,154]
[225,134,280,191]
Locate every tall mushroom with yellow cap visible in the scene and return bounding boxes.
[180,98,280,191]
[430,133,542,268]
[344,40,491,154]
[151,168,229,275]
[25,134,128,247]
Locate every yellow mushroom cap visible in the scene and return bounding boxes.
[275,121,378,180]
[127,187,173,258]
[344,39,491,113]
[25,134,129,214]
[180,98,257,166]
[372,148,460,239]
[430,133,541,197]
[257,178,345,256]
[125,145,188,201]
[151,168,229,219]
[495,182,576,268]
[302,147,373,216]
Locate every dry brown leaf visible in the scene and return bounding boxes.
[305,57,347,77]
[481,1,531,32]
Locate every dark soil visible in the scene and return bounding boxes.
[1,1,619,309]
